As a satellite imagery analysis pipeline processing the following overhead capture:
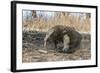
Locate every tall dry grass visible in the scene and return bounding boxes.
[23,12,90,33]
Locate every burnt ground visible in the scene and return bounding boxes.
[22,31,91,63]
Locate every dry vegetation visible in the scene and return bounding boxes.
[23,12,90,32]
[23,48,91,62]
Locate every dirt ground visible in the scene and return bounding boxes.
[22,31,91,63]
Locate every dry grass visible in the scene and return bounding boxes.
[23,12,91,33]
[22,48,91,62]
